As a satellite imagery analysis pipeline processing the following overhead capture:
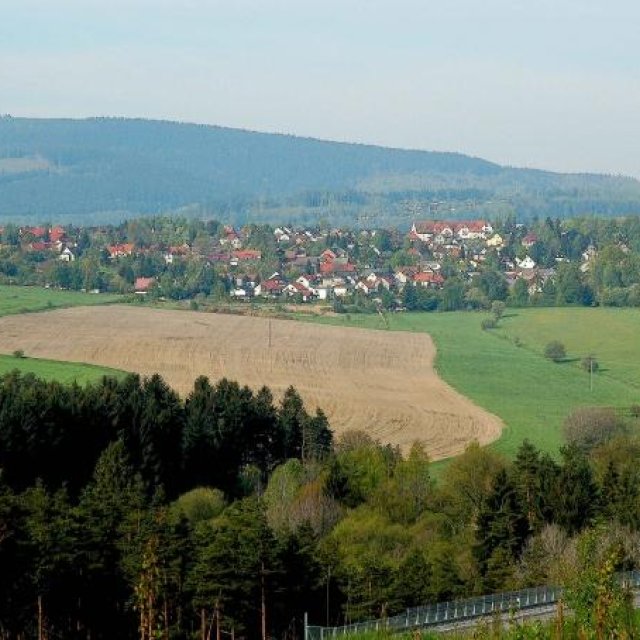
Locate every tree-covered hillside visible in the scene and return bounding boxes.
[1,116,640,225]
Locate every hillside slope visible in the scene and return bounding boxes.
[1,116,639,225]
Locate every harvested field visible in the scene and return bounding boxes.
[0,305,502,458]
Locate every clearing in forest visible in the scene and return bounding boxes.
[0,305,502,458]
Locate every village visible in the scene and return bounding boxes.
[0,216,610,309]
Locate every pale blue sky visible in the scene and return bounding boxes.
[1,0,639,176]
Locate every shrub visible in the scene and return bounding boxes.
[481,318,497,330]
[12,349,25,359]
[491,300,506,321]
[563,407,624,451]
[171,487,225,524]
[544,340,566,362]
[581,354,599,373]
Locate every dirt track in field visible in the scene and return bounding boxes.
[0,305,502,458]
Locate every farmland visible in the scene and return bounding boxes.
[0,304,501,458]
[298,308,640,457]
[0,286,125,381]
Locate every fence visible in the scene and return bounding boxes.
[305,571,640,640]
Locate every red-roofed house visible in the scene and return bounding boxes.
[49,226,65,243]
[29,241,50,252]
[413,272,445,288]
[108,243,134,258]
[255,278,285,297]
[134,277,155,293]
[231,249,262,261]
[284,281,315,301]
[25,226,47,239]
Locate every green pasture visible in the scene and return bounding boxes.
[298,308,640,458]
[0,353,124,385]
[0,286,123,317]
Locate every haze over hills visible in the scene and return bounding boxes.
[1,116,640,226]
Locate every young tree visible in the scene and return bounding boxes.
[544,340,566,362]
[491,300,506,322]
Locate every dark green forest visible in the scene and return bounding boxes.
[1,117,640,226]
[2,370,640,639]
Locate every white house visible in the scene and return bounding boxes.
[516,256,536,269]
[59,247,75,262]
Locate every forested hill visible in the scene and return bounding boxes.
[1,116,640,226]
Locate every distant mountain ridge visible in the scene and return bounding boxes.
[1,116,639,225]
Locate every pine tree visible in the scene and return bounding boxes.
[474,469,528,586]
[553,445,599,534]
[390,548,432,609]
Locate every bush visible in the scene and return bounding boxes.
[171,487,225,524]
[481,318,497,330]
[491,300,506,321]
[563,407,624,451]
[544,340,566,362]
[12,349,25,358]
[581,354,599,373]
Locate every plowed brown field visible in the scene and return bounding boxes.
[0,305,502,458]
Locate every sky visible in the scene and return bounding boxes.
[1,0,640,176]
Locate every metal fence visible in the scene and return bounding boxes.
[305,571,640,640]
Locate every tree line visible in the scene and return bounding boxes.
[1,371,640,638]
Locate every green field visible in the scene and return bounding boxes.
[0,286,123,316]
[0,353,124,384]
[298,308,640,458]
[0,286,125,382]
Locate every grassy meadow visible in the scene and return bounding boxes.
[299,308,640,458]
[0,353,124,384]
[0,285,125,382]
[0,285,123,317]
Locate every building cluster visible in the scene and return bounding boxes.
[0,217,602,302]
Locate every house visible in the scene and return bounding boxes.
[319,258,356,276]
[29,241,50,252]
[413,272,445,288]
[486,233,504,248]
[23,226,47,239]
[230,287,252,299]
[355,280,380,295]
[59,247,75,262]
[411,220,492,242]
[232,249,262,262]
[49,226,65,243]
[165,244,190,263]
[521,233,538,248]
[274,228,291,243]
[134,277,155,294]
[284,281,315,301]
[320,249,337,262]
[394,268,417,285]
[107,243,134,259]
[296,275,320,291]
[516,256,536,269]
[255,278,285,297]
